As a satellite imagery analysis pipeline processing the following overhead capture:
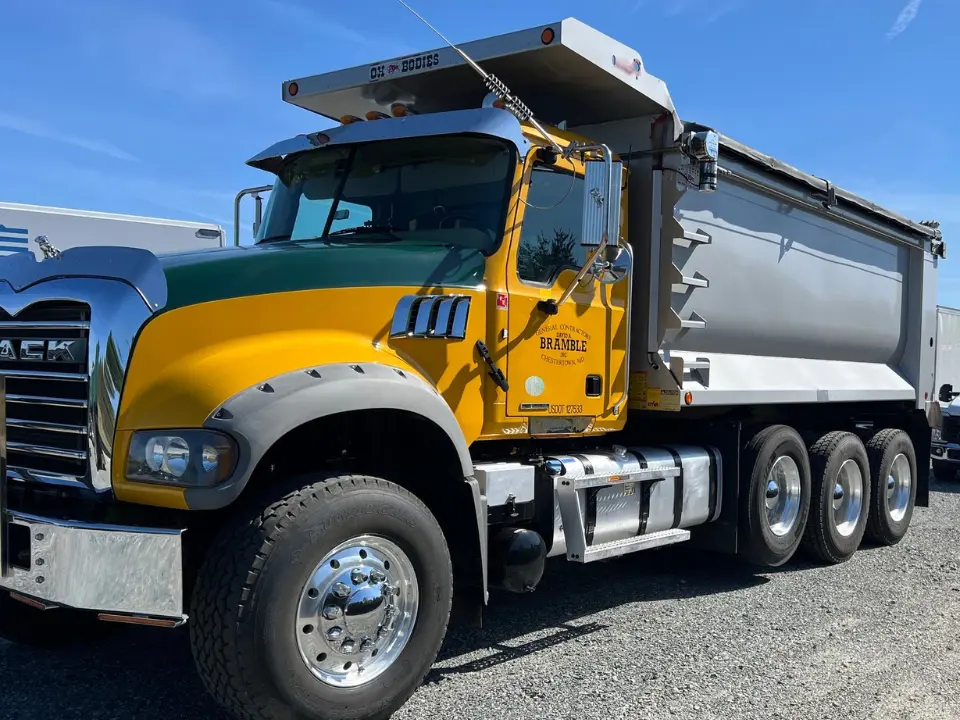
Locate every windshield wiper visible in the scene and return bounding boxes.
[327,225,403,242]
[259,234,291,244]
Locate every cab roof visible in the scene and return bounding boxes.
[282,18,680,131]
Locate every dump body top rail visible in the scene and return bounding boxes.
[695,126,944,254]
[282,18,679,132]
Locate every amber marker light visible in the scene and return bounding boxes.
[541,27,555,45]
[287,81,299,97]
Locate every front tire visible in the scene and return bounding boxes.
[932,459,957,482]
[189,474,453,720]
[739,424,812,567]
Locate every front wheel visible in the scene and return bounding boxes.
[189,474,453,720]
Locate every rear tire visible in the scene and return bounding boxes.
[801,431,871,564]
[739,424,812,567]
[189,474,453,720]
[864,429,917,546]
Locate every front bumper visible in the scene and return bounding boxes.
[0,510,185,620]
[931,441,960,464]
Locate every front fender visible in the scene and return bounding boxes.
[182,362,474,510]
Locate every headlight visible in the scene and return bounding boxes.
[932,427,942,442]
[126,430,238,487]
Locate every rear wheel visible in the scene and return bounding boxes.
[801,431,871,564]
[739,424,812,567]
[189,474,453,720]
[864,429,917,546]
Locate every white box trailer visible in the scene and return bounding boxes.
[0,201,225,260]
[930,305,960,477]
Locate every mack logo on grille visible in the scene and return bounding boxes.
[0,338,88,363]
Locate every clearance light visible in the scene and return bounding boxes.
[684,391,694,406]
[287,81,299,97]
[541,27,555,45]
[390,102,418,117]
[340,114,363,125]
[365,110,391,120]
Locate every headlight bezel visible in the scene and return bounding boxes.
[126,429,239,488]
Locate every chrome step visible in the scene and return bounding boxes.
[578,529,690,563]
[552,449,691,564]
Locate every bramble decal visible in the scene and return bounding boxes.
[368,52,441,81]
[537,323,591,367]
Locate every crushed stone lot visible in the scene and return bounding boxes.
[2,480,959,720]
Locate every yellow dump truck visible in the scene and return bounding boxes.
[0,18,945,720]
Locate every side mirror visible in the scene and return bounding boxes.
[580,158,624,248]
[940,383,957,403]
[593,245,632,285]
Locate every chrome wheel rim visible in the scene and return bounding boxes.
[296,535,419,688]
[886,453,912,523]
[765,455,802,537]
[832,459,864,537]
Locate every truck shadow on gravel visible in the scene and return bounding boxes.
[0,547,770,719]
[424,546,768,685]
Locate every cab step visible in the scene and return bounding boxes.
[575,529,690,563]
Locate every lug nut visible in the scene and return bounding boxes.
[341,639,356,654]
[360,637,375,652]
[322,605,341,620]
[350,568,368,585]
[369,569,386,583]
[332,582,350,598]
[327,627,343,641]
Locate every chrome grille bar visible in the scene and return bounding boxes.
[7,441,88,461]
[7,418,87,435]
[0,321,90,331]
[7,394,88,409]
[0,369,87,382]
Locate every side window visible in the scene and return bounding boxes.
[517,165,586,285]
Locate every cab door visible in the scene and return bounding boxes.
[504,153,629,421]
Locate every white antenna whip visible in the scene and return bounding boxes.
[394,0,567,156]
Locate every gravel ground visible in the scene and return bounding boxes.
[2,479,959,720]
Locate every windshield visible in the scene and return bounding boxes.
[257,135,514,254]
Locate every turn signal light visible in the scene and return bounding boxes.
[365,110,390,120]
[390,103,417,117]
[340,115,363,125]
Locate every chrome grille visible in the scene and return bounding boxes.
[942,415,960,445]
[1,302,90,489]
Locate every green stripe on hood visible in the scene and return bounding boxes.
[158,240,487,311]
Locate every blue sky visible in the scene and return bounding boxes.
[1,0,957,301]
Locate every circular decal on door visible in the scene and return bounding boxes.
[525,375,545,397]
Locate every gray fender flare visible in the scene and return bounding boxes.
[184,362,476,510]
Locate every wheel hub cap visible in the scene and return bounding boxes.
[765,456,802,537]
[886,453,912,523]
[296,535,419,688]
[832,459,863,538]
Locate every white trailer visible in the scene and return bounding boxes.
[0,201,225,260]
[930,305,960,477]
